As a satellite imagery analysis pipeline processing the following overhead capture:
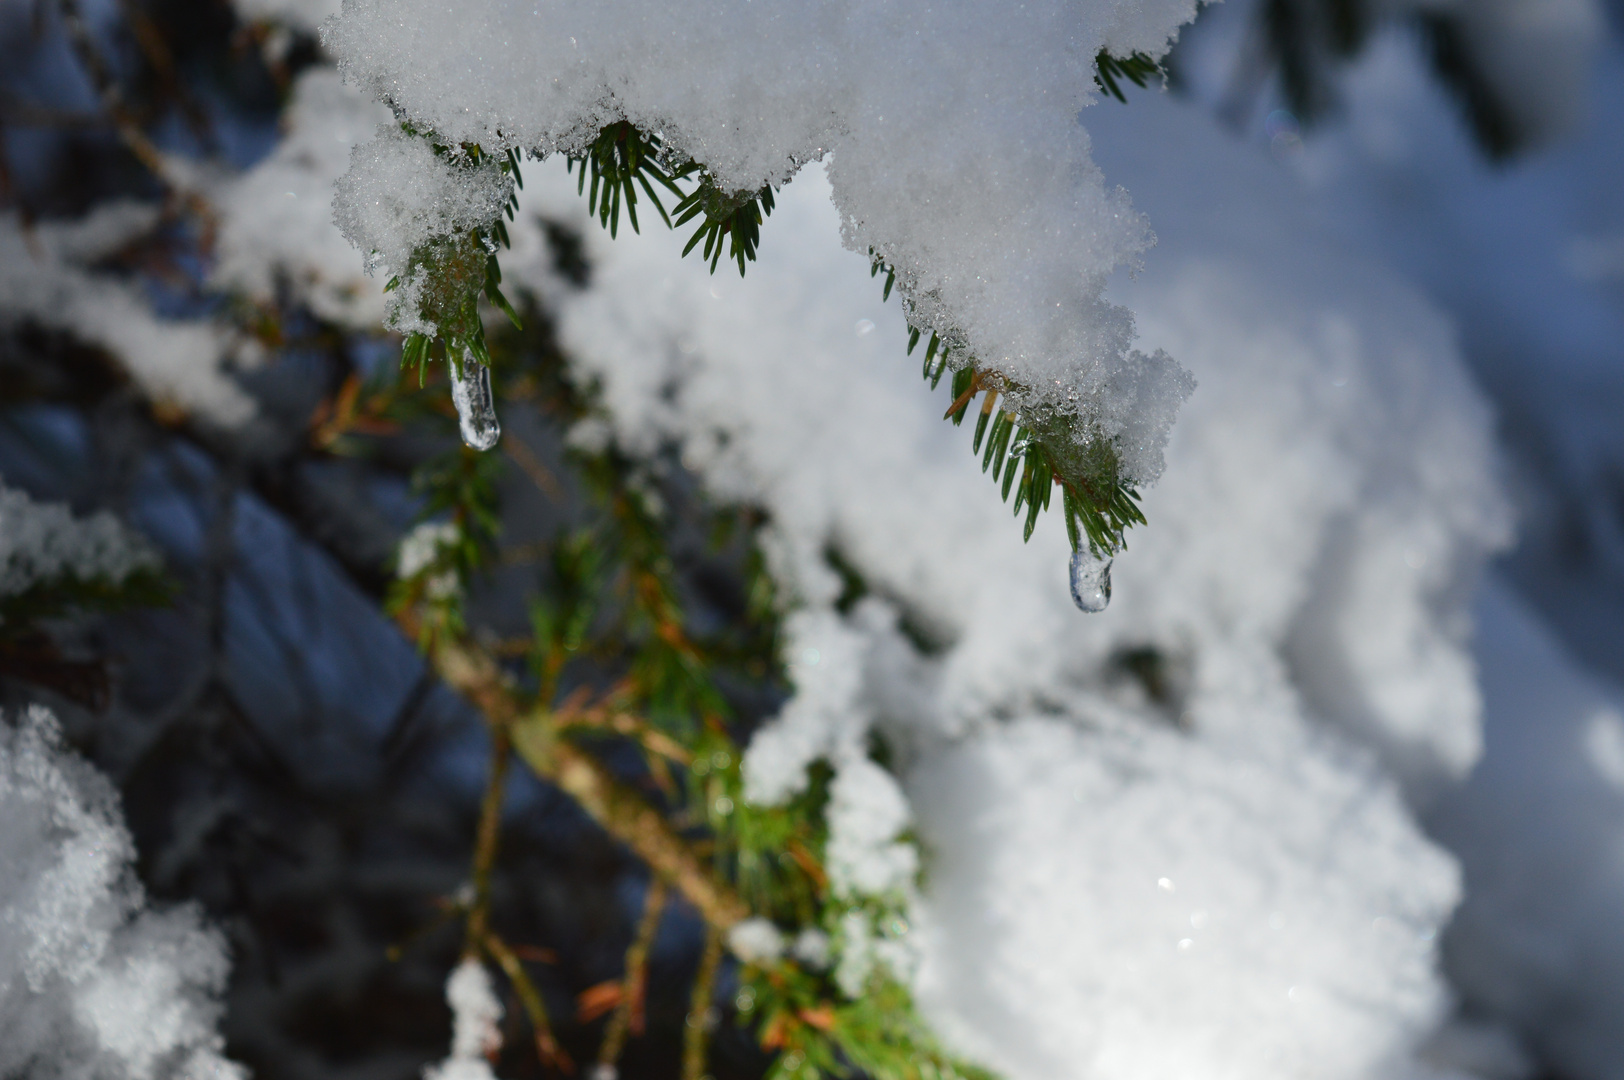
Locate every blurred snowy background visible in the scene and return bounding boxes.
[2,1,1623,1079]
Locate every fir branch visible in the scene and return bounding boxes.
[0,566,173,638]
[884,270,1148,559]
[1094,49,1162,103]
[411,615,754,929]
[566,120,777,277]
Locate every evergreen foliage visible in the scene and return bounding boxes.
[362,294,1002,1080]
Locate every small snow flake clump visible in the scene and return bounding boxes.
[424,959,505,1080]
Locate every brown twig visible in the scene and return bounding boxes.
[682,923,724,1080]
[56,0,213,226]
[463,721,512,957]
[596,878,667,1072]
[505,436,566,501]
[411,611,751,931]
[485,930,572,1072]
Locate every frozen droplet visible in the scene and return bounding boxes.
[451,352,501,450]
[1069,548,1112,612]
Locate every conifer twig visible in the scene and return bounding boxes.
[682,923,724,1080]
[485,929,572,1071]
[464,722,512,957]
[596,878,668,1074]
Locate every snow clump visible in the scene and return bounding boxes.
[422,959,503,1080]
[331,126,512,340]
[322,0,1205,485]
[0,705,243,1080]
[0,207,257,429]
[0,479,160,612]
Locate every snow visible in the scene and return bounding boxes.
[909,715,1457,1080]
[331,125,513,339]
[423,959,503,1080]
[212,69,393,329]
[1428,581,1624,1080]
[0,207,257,429]
[323,0,1205,485]
[0,706,243,1080]
[726,918,786,965]
[397,520,461,600]
[0,478,159,606]
[485,66,1511,1073]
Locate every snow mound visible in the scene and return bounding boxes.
[910,714,1457,1080]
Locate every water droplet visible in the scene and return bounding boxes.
[1069,548,1112,612]
[451,352,501,450]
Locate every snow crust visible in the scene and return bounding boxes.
[0,706,243,1080]
[0,478,159,606]
[488,76,1511,1077]
[323,0,1204,484]
[0,207,256,429]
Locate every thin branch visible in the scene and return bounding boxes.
[464,722,512,956]
[411,611,751,931]
[682,923,724,1080]
[596,878,667,1073]
[485,930,572,1072]
[505,435,565,501]
[56,0,213,223]
[554,698,693,766]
